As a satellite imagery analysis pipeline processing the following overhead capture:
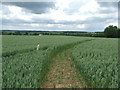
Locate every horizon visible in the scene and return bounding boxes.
[1,29,104,32]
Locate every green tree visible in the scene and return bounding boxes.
[15,31,21,35]
[24,32,28,35]
[104,25,118,38]
[117,28,120,38]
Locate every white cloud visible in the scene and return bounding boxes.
[48,9,88,22]
[2,5,33,21]
[30,24,40,27]
[8,5,22,14]
[77,24,85,29]
[47,24,54,27]
[55,0,72,10]
[1,1,118,31]
[79,0,100,14]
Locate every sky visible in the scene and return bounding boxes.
[0,0,118,32]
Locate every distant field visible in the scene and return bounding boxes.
[2,35,118,88]
[2,35,90,55]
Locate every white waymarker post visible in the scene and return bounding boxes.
[37,44,40,50]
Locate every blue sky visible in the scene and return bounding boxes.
[1,0,118,32]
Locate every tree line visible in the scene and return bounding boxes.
[1,25,120,38]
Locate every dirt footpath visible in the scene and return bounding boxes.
[41,49,86,88]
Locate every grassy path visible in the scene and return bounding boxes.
[41,49,86,88]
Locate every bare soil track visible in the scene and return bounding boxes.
[41,49,86,88]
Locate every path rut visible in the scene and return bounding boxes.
[41,49,86,88]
